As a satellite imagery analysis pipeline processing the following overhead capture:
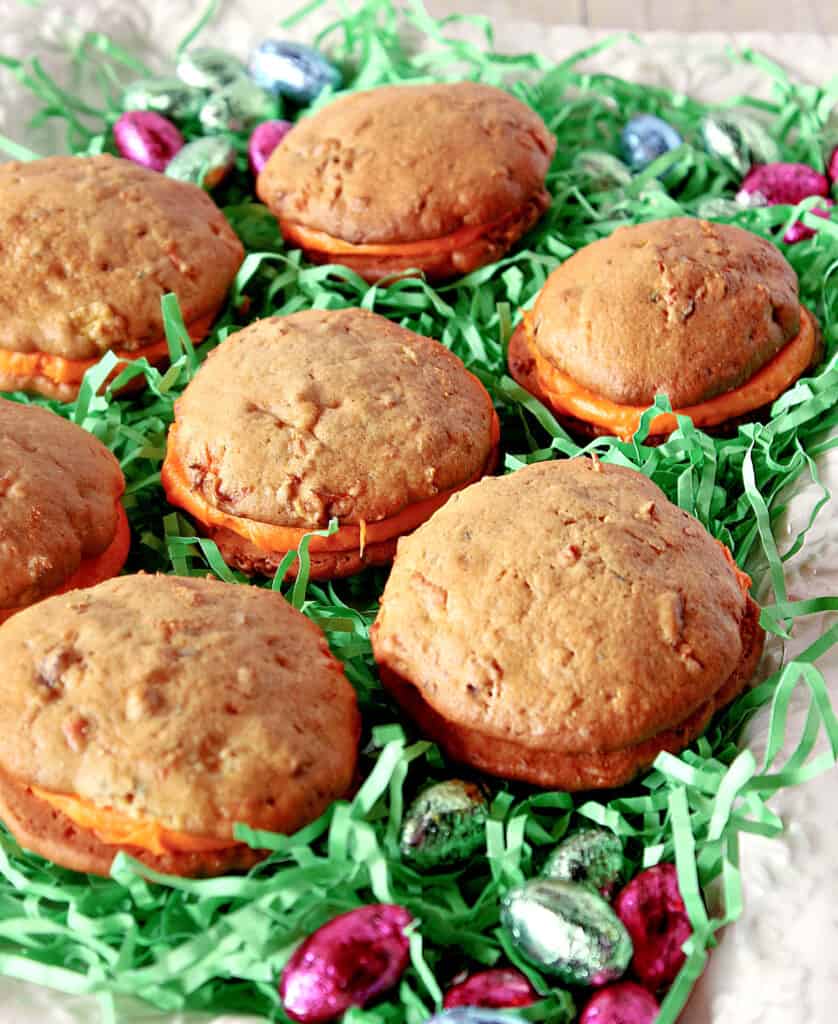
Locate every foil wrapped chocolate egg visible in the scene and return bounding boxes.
[177,47,245,91]
[249,119,293,175]
[542,828,623,898]
[501,879,632,987]
[199,77,276,134]
[400,779,488,870]
[444,968,537,1009]
[165,137,236,189]
[700,114,779,175]
[279,904,412,1022]
[249,39,341,104]
[122,77,206,121]
[428,1011,530,1024]
[113,111,183,172]
[614,863,690,991]
[619,115,682,172]
[737,162,830,207]
[579,981,660,1024]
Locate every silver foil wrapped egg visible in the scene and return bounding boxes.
[176,47,245,91]
[165,137,236,189]
[122,77,206,121]
[199,77,276,134]
[501,879,632,987]
[249,39,341,104]
[542,828,624,898]
[400,779,488,870]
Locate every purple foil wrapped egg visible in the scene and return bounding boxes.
[737,162,829,206]
[113,111,184,172]
[444,968,537,1010]
[279,903,412,1022]
[782,199,834,244]
[249,119,293,175]
[614,863,691,992]
[579,981,660,1024]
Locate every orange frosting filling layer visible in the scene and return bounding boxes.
[279,207,529,259]
[162,409,500,556]
[0,313,215,387]
[30,786,239,856]
[0,503,131,627]
[524,305,817,440]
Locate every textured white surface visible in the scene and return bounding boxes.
[0,3,836,1022]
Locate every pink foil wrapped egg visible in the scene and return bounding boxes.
[444,968,538,1010]
[737,162,829,206]
[279,903,413,1022]
[249,118,293,175]
[614,863,690,992]
[113,111,184,172]
[579,980,660,1024]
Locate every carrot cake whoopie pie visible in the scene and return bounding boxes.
[0,155,244,400]
[0,574,360,877]
[0,398,129,625]
[371,458,764,790]
[256,82,556,282]
[162,307,500,579]
[508,217,822,441]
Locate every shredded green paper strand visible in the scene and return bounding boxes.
[1,2,837,1021]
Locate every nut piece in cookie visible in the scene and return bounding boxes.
[0,398,128,623]
[0,573,360,877]
[508,217,821,442]
[0,155,244,400]
[371,458,764,790]
[256,82,555,282]
[162,307,500,580]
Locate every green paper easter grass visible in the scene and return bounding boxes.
[0,2,838,1022]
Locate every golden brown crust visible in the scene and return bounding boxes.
[283,191,550,284]
[371,459,764,781]
[169,308,497,528]
[0,399,125,610]
[0,155,243,360]
[529,218,800,408]
[0,768,265,878]
[257,83,555,245]
[0,575,360,844]
[377,596,763,790]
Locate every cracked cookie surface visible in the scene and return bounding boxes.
[371,458,763,779]
[0,399,124,610]
[529,217,801,408]
[0,155,244,360]
[256,82,556,245]
[167,307,497,528]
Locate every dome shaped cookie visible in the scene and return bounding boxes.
[0,155,244,400]
[162,307,499,579]
[508,217,821,441]
[0,398,128,622]
[0,573,360,877]
[256,82,555,282]
[371,458,764,790]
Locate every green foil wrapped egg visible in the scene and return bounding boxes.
[501,879,632,987]
[400,780,488,869]
[700,114,780,175]
[122,78,206,121]
[176,47,245,91]
[542,829,624,897]
[165,137,236,189]
[199,77,276,134]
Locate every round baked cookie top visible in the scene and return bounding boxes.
[0,399,124,611]
[0,574,359,838]
[0,155,244,360]
[169,307,497,528]
[530,217,800,408]
[372,458,753,755]
[256,82,556,245]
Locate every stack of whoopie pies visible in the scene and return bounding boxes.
[1,79,812,883]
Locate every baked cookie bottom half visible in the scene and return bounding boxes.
[378,595,764,791]
[278,191,551,284]
[0,768,265,878]
[507,306,822,445]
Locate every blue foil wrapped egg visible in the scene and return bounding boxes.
[249,39,341,104]
[620,114,682,173]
